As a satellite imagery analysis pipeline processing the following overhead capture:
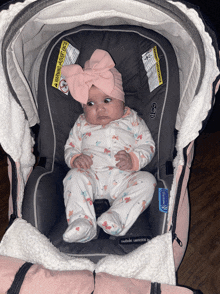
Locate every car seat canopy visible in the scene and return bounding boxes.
[3,0,218,135]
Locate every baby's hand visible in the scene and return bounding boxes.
[115,150,133,171]
[72,154,93,169]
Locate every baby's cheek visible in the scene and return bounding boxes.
[84,108,95,124]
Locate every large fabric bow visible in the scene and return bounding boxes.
[61,49,124,104]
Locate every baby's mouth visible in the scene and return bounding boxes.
[97,116,110,120]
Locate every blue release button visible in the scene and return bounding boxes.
[158,188,169,213]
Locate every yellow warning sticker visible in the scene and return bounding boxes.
[52,40,69,89]
[153,46,163,86]
[153,46,159,62]
[142,46,163,92]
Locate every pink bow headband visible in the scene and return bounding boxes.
[61,49,125,104]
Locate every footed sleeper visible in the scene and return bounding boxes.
[63,107,156,242]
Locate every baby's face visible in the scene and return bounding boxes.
[83,86,125,125]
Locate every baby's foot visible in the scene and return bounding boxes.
[63,218,96,243]
[97,211,123,236]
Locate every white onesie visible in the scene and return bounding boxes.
[63,107,156,243]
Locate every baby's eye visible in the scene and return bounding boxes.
[87,101,94,106]
[104,98,112,103]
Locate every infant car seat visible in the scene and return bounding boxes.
[21,24,180,261]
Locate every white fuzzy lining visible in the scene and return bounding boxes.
[0,219,176,285]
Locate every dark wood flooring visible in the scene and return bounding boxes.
[177,130,220,293]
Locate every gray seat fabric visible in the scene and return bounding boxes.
[22,25,180,261]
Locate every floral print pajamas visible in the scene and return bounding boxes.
[63,107,156,242]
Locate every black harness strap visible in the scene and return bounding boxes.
[150,282,161,294]
[7,262,33,294]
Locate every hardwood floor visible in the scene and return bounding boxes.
[177,130,220,293]
[0,118,219,293]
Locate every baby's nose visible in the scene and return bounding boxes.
[97,103,106,111]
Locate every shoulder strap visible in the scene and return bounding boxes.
[150,282,161,294]
[7,262,33,294]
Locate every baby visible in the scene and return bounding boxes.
[61,49,156,243]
